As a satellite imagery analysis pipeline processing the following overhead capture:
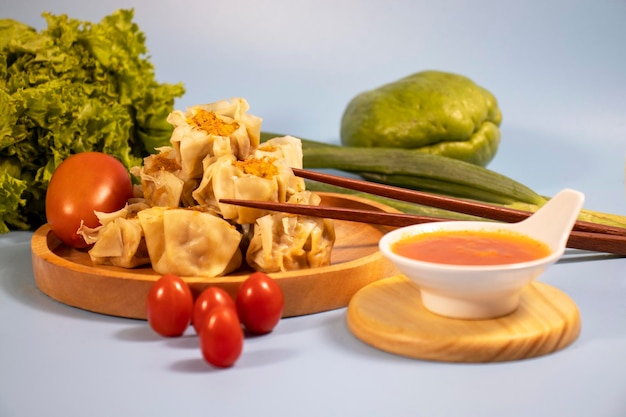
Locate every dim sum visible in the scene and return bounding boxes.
[131,147,184,207]
[193,137,306,225]
[245,192,336,273]
[82,98,336,277]
[168,98,263,171]
[137,206,243,277]
[77,203,151,268]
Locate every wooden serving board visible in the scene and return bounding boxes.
[31,193,399,320]
[347,275,581,362]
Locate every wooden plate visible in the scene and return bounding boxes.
[347,275,581,362]
[31,193,400,319]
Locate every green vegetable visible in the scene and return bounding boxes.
[340,70,502,167]
[301,145,545,206]
[301,180,487,222]
[0,10,185,232]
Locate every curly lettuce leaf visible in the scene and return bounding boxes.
[0,9,185,231]
[0,158,28,233]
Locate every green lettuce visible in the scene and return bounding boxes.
[0,9,185,232]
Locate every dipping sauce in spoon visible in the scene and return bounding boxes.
[391,229,551,266]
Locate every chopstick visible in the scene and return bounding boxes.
[218,199,626,256]
[291,168,626,237]
[220,199,441,227]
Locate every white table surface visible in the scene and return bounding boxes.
[1,1,625,416]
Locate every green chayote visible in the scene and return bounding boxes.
[340,70,502,167]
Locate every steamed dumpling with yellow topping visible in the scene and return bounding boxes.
[130,147,185,207]
[253,136,306,197]
[192,138,305,225]
[168,97,262,178]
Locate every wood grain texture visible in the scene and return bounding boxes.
[347,275,581,363]
[31,193,399,320]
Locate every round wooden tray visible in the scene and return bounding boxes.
[347,275,581,363]
[31,193,400,320]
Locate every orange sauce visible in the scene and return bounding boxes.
[391,229,551,266]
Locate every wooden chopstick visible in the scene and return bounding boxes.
[220,199,441,227]
[292,168,626,237]
[218,198,626,256]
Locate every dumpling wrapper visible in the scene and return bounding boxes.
[246,215,335,273]
[192,155,280,224]
[167,97,263,178]
[77,203,151,268]
[198,97,263,158]
[245,192,336,273]
[252,136,305,199]
[85,218,150,268]
[138,207,243,277]
[131,147,184,207]
[192,143,306,225]
[254,136,304,169]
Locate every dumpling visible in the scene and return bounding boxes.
[254,135,304,169]
[85,218,150,268]
[251,136,306,199]
[168,98,263,173]
[246,214,336,273]
[77,203,151,268]
[245,192,336,273]
[131,147,185,207]
[192,155,276,224]
[192,138,306,225]
[137,206,243,277]
[199,97,263,157]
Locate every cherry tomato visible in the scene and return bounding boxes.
[236,272,284,335]
[146,274,193,337]
[192,287,236,334]
[45,152,133,248]
[200,305,244,368]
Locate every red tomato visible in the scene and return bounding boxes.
[45,152,133,248]
[200,305,243,368]
[192,287,236,334]
[236,272,284,335]
[146,274,193,337]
